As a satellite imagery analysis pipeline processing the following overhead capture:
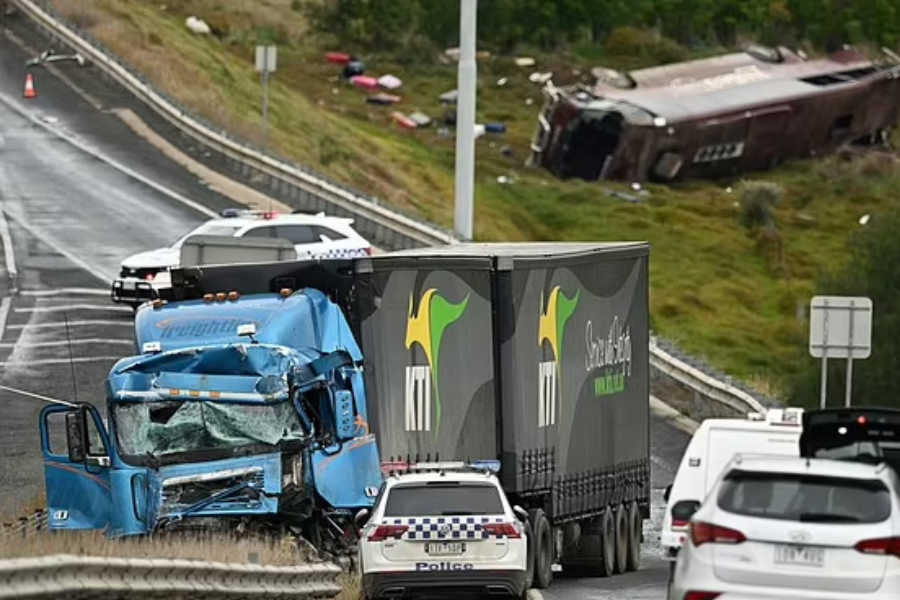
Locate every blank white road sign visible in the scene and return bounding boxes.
[809,295,872,360]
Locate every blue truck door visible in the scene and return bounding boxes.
[39,403,112,530]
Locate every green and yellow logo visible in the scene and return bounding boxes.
[404,288,470,437]
[537,286,580,427]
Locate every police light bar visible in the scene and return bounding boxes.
[220,208,280,219]
[800,407,900,458]
[381,459,501,474]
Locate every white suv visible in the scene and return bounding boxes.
[356,460,530,600]
[669,453,900,600]
[110,210,371,310]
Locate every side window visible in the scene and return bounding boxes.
[86,415,108,457]
[44,410,107,457]
[274,225,318,244]
[241,226,275,238]
[313,226,348,242]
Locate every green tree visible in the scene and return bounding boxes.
[789,209,900,409]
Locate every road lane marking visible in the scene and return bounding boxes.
[14,303,132,314]
[0,355,124,367]
[19,288,108,297]
[0,338,133,349]
[0,203,16,291]
[6,319,130,330]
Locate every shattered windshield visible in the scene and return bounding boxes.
[113,400,306,464]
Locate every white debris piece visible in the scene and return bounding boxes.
[186,16,211,34]
[378,74,403,90]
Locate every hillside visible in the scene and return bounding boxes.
[42,0,900,396]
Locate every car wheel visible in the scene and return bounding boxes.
[614,505,628,574]
[529,508,553,589]
[626,502,641,572]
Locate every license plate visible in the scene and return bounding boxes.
[773,544,825,567]
[121,280,136,290]
[425,542,466,556]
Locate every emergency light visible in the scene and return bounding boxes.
[381,459,501,474]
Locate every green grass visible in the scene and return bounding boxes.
[50,0,900,395]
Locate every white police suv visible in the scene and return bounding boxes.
[355,460,531,599]
[110,209,371,310]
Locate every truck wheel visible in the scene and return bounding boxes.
[614,505,628,574]
[597,508,616,577]
[529,508,553,589]
[524,520,535,590]
[625,502,641,572]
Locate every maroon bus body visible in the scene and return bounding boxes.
[528,46,900,183]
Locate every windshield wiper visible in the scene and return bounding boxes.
[142,451,161,470]
[798,512,861,523]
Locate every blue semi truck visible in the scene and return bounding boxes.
[39,257,382,559]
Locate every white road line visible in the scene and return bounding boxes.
[0,208,112,283]
[650,395,699,434]
[14,303,132,314]
[19,288,109,297]
[0,338,133,349]
[0,384,76,407]
[0,355,123,367]
[0,297,10,341]
[6,319,130,330]
[0,204,16,289]
[0,92,218,219]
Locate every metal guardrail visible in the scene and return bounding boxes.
[6,0,778,418]
[0,509,49,540]
[0,554,343,599]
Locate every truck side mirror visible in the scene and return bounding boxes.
[663,484,672,502]
[333,390,357,442]
[65,409,87,463]
[354,508,370,528]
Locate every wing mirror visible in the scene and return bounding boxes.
[513,505,529,523]
[354,508,370,528]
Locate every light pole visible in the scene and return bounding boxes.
[453,0,477,241]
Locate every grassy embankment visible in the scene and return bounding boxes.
[43,0,900,396]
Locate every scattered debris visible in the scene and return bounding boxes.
[497,175,515,184]
[350,75,379,91]
[26,49,86,67]
[439,89,458,104]
[496,77,508,86]
[515,57,536,68]
[378,74,402,90]
[366,93,402,106]
[860,213,872,225]
[326,52,353,65]
[529,72,553,84]
[185,16,210,35]
[408,112,432,128]
[484,123,506,134]
[342,60,366,80]
[391,112,418,130]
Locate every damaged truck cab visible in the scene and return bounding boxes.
[39,261,382,557]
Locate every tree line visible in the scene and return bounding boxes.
[305,0,900,57]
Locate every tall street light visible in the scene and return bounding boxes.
[453,0,477,241]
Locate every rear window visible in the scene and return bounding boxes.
[383,483,505,517]
[717,469,891,524]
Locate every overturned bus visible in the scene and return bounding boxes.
[527,45,900,184]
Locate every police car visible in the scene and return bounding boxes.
[110,209,371,310]
[355,460,531,599]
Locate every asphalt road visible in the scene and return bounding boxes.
[0,24,690,599]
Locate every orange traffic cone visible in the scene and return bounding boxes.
[24,73,36,99]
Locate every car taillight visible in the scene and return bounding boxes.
[855,537,900,558]
[368,524,408,542]
[482,522,521,538]
[690,521,745,546]
[684,592,721,600]
[671,519,690,530]
[365,246,373,255]
[145,273,155,281]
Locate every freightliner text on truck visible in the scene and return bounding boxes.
[40,252,383,562]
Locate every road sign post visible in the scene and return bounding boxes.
[254,45,277,152]
[809,295,873,408]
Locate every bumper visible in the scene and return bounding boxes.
[362,570,527,598]
[110,279,161,305]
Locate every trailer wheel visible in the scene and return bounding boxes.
[613,505,628,574]
[524,520,535,590]
[595,508,616,577]
[529,508,553,589]
[626,502,641,572]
